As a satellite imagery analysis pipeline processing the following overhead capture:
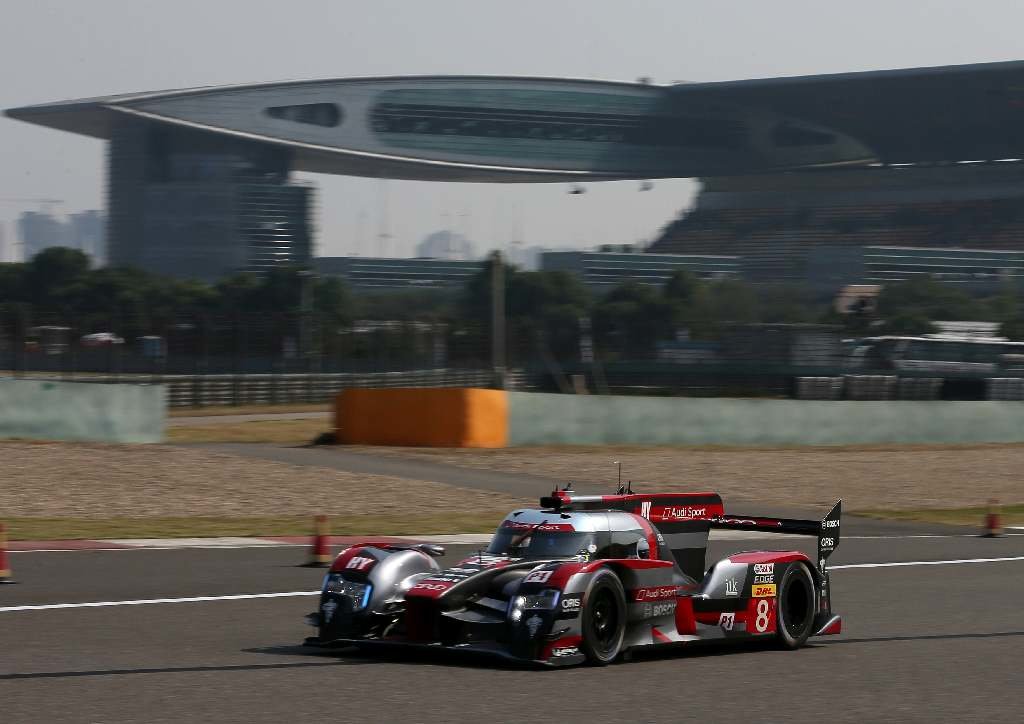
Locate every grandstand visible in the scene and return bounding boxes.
[649,162,1024,292]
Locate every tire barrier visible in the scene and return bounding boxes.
[987,378,1024,401]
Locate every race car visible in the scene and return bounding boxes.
[303,487,842,666]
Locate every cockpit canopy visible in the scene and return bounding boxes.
[486,510,652,561]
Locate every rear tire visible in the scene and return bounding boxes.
[580,569,627,665]
[775,563,815,649]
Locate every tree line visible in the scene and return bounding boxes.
[3,247,1024,362]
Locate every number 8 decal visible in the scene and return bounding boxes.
[755,599,770,632]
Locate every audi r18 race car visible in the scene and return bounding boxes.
[303,487,842,667]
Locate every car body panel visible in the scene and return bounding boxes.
[306,492,842,666]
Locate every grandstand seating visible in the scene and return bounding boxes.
[648,178,1024,287]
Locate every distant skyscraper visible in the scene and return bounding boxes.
[105,120,314,280]
[15,209,107,264]
[18,211,69,260]
[68,210,106,264]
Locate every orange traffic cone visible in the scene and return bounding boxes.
[0,522,15,584]
[982,500,1004,538]
[302,515,332,567]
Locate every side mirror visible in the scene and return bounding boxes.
[636,538,651,560]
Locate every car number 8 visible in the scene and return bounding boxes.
[755,599,770,633]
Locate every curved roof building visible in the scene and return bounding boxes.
[5,75,879,183]
[9,61,1024,278]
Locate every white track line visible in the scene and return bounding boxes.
[8,534,496,553]
[831,555,1024,570]
[8,545,307,554]
[0,591,320,613]
[2,556,1023,614]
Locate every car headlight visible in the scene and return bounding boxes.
[323,574,372,611]
[508,589,560,620]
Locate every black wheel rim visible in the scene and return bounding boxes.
[783,575,811,638]
[589,589,619,653]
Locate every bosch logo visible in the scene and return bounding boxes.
[643,601,676,618]
[822,519,840,529]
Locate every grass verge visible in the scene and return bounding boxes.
[5,512,510,541]
[166,419,329,444]
[860,504,1024,528]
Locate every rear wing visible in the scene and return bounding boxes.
[709,500,842,573]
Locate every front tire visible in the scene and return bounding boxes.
[776,563,815,649]
[580,569,627,665]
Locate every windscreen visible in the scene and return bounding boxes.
[486,525,603,560]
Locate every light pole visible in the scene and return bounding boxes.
[491,250,506,389]
[297,269,316,364]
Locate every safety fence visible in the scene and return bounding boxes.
[4,307,1023,401]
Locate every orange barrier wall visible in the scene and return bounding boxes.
[335,388,508,448]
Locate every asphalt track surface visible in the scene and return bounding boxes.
[3,529,1023,724]
[191,442,569,500]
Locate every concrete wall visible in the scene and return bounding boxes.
[508,392,1024,446]
[0,379,165,443]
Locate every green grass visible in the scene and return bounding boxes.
[859,504,1024,528]
[4,512,509,541]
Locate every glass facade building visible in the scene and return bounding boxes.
[315,256,485,290]
[540,248,739,289]
[107,119,313,280]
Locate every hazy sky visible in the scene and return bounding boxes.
[3,0,1024,261]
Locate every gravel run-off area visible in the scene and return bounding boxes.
[351,444,1024,512]
[4,442,1024,521]
[1,442,526,519]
